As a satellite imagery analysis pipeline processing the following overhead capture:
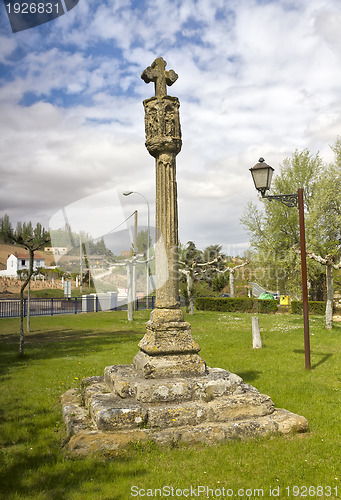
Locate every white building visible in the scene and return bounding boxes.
[0,252,46,278]
[44,246,68,255]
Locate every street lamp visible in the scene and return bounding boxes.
[249,157,274,197]
[123,191,151,309]
[249,158,311,370]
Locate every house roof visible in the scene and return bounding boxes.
[8,252,46,260]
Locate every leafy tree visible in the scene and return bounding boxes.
[0,214,13,243]
[241,149,324,297]
[212,272,229,293]
[136,230,152,257]
[242,145,341,328]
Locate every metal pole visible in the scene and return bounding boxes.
[79,235,83,295]
[124,191,151,308]
[146,201,150,309]
[127,260,133,322]
[298,188,311,370]
[133,210,137,311]
[27,279,30,332]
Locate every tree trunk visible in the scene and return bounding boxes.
[187,272,195,315]
[325,262,334,330]
[228,261,249,298]
[229,269,235,297]
[18,249,34,356]
[304,251,340,331]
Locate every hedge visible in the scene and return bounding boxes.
[291,300,329,315]
[195,297,278,314]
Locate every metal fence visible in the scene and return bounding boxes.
[0,296,186,318]
[0,297,82,318]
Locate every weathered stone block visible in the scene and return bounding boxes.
[270,408,309,433]
[65,409,308,455]
[105,365,136,398]
[206,393,275,422]
[89,394,147,431]
[83,383,110,408]
[135,378,193,403]
[147,402,206,428]
[61,389,94,437]
[133,351,206,379]
[138,308,202,356]
[192,368,243,401]
[81,375,104,387]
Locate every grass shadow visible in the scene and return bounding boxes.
[237,370,263,383]
[0,441,146,499]
[293,349,333,370]
[0,328,142,378]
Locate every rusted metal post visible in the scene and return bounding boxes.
[298,188,311,370]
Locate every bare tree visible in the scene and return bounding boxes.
[179,257,219,314]
[306,252,341,329]
[213,260,249,297]
[226,261,250,297]
[294,246,341,329]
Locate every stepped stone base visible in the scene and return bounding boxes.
[61,364,308,455]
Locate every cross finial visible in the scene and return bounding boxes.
[141,57,178,97]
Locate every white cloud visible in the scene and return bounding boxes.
[1,0,341,254]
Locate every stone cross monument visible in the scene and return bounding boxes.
[133,57,206,379]
[61,58,308,454]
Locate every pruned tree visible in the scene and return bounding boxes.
[227,261,250,297]
[212,260,250,297]
[179,241,223,314]
[8,223,50,356]
[304,148,341,328]
[307,253,341,329]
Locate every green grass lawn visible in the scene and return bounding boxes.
[0,310,340,499]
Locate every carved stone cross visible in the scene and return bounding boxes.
[141,57,178,97]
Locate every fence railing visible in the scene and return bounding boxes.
[0,296,186,318]
[0,297,83,318]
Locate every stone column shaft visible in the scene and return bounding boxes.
[155,152,179,309]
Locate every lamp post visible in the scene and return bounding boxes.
[123,191,151,309]
[249,158,311,370]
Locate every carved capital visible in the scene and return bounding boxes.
[143,96,182,157]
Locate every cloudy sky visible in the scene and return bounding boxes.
[1,0,341,256]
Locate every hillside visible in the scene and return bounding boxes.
[0,244,62,297]
[0,243,56,269]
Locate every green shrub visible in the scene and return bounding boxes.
[291,300,327,315]
[195,297,278,314]
[258,298,279,314]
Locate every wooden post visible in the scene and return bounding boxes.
[252,316,262,349]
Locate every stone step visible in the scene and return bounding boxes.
[89,394,148,431]
[67,408,308,455]
[87,389,275,431]
[103,364,244,403]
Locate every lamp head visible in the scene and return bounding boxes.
[123,191,133,196]
[249,158,274,196]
